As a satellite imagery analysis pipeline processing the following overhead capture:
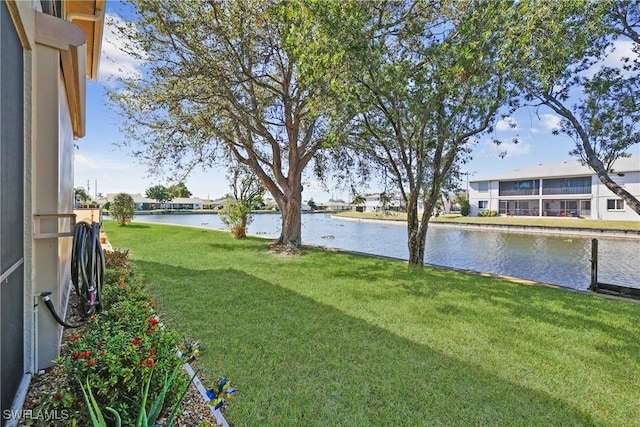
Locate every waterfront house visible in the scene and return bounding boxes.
[0,0,105,419]
[105,193,208,210]
[468,156,640,220]
[326,199,352,212]
[362,193,406,213]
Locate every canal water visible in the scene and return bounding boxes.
[131,213,639,291]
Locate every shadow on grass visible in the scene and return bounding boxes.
[447,273,640,365]
[131,260,598,427]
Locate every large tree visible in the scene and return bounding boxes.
[509,0,640,215]
[109,0,367,249]
[168,182,192,198]
[344,1,515,266]
[145,185,172,207]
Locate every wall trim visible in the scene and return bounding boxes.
[35,11,86,138]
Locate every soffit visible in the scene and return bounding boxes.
[64,0,105,80]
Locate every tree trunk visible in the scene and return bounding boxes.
[406,192,424,266]
[273,184,303,250]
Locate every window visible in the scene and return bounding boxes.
[607,199,624,210]
[478,201,489,209]
[478,182,489,192]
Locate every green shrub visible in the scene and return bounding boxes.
[478,209,498,217]
[460,198,470,216]
[58,268,186,426]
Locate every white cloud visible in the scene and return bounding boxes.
[495,117,520,131]
[604,40,638,70]
[74,153,99,169]
[475,138,533,159]
[98,13,145,82]
[539,114,561,132]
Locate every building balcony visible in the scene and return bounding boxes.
[498,189,540,196]
[542,186,591,195]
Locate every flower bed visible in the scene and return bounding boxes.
[20,248,219,426]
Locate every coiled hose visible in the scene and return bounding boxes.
[70,221,105,317]
[39,221,105,328]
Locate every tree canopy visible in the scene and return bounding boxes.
[508,0,640,215]
[145,185,172,205]
[110,193,135,226]
[109,0,370,249]
[338,1,517,265]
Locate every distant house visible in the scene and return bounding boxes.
[165,197,206,210]
[363,193,405,213]
[326,200,352,212]
[468,156,640,220]
[105,193,208,210]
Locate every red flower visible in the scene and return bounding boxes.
[72,350,92,360]
[131,336,142,346]
[69,334,81,342]
[117,280,125,288]
[86,358,97,367]
[98,350,106,357]
[119,272,126,278]
[146,318,160,326]
[149,348,156,356]
[146,328,155,336]
[140,358,155,368]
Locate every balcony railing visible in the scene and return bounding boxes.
[542,186,591,195]
[498,189,539,196]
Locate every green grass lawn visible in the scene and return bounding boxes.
[335,210,640,231]
[104,221,640,426]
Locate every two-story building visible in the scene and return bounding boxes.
[468,155,640,221]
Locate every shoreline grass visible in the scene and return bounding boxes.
[104,221,640,426]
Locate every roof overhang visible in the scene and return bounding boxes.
[64,0,106,81]
[35,11,87,138]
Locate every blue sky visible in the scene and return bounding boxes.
[74,4,639,202]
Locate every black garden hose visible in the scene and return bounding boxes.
[38,291,85,329]
[39,221,105,328]
[71,221,105,316]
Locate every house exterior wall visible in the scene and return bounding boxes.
[469,159,640,221]
[0,1,27,418]
[593,171,640,221]
[0,0,101,421]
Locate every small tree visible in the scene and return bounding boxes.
[306,198,318,211]
[458,197,471,216]
[352,194,366,205]
[74,187,91,207]
[110,193,135,226]
[219,164,265,239]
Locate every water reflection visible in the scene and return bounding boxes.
[131,213,639,291]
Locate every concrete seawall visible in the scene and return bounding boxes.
[332,215,640,240]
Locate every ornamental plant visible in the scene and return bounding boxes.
[78,361,195,427]
[57,257,187,426]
